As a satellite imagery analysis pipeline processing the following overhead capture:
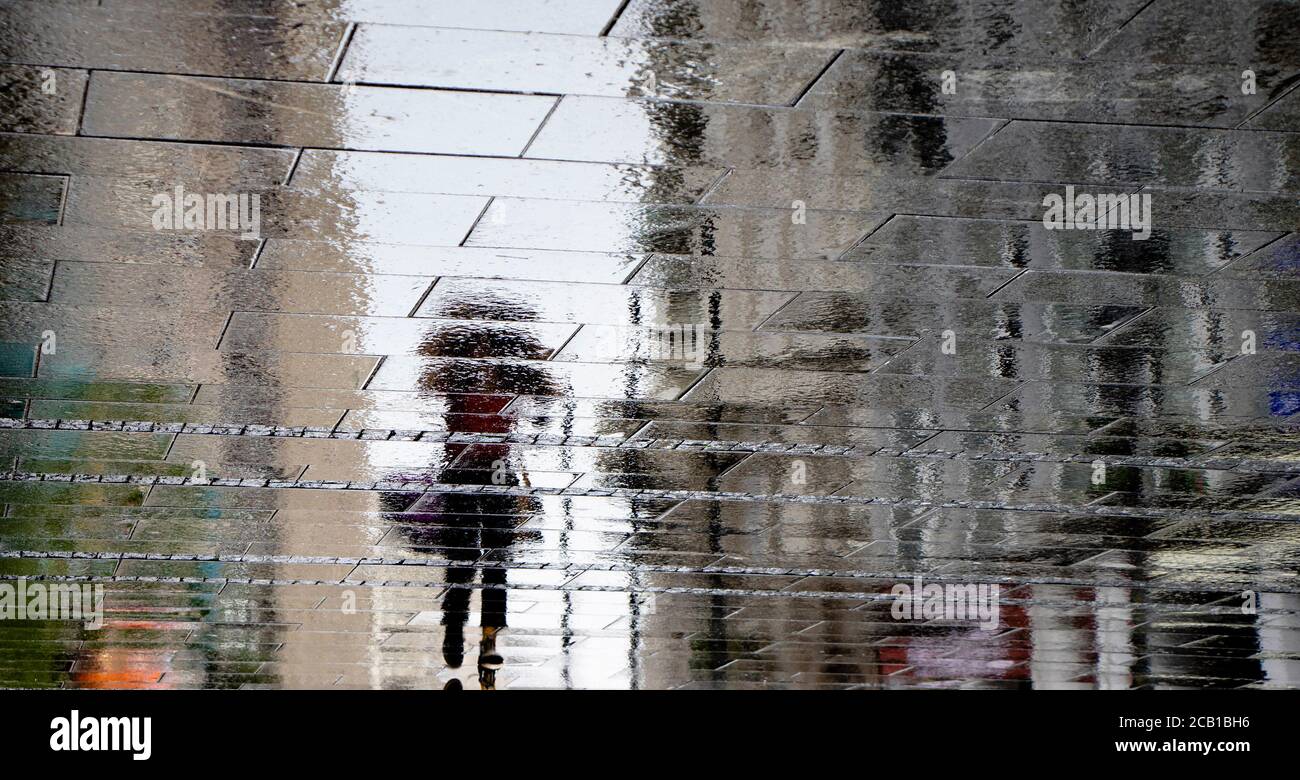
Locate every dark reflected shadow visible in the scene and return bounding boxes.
[378,317,562,689]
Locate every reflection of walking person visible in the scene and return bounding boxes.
[395,323,563,689]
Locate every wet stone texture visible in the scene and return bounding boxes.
[0,0,1299,691]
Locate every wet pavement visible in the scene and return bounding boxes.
[1,0,1299,690]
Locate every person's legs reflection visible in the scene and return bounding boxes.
[441,562,475,670]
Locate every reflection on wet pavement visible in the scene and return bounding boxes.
[2,0,1300,690]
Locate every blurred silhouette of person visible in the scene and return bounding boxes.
[382,319,562,689]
